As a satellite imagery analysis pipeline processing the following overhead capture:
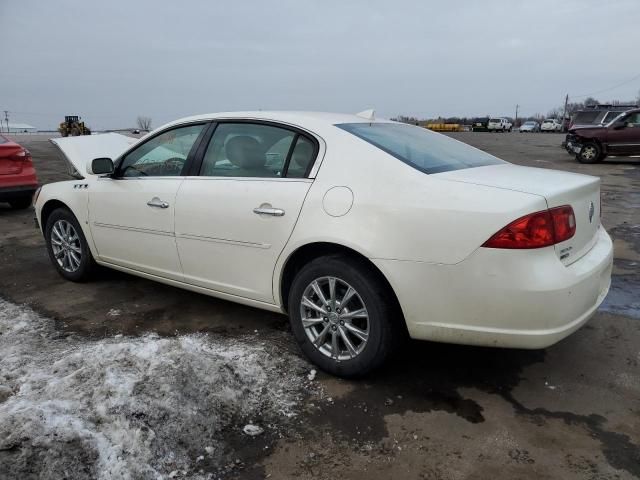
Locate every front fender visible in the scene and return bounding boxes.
[35,180,98,258]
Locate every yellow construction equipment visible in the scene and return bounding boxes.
[425,123,462,132]
[58,116,91,137]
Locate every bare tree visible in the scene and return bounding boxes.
[136,116,152,131]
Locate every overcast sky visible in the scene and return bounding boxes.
[1,0,639,130]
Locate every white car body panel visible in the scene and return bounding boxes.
[175,177,312,302]
[35,111,613,351]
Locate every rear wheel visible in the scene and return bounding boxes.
[288,255,400,377]
[577,142,603,164]
[45,208,96,281]
[9,197,32,209]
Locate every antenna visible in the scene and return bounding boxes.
[356,109,375,121]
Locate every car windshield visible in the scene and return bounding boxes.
[524,121,535,125]
[337,122,505,174]
[0,135,8,144]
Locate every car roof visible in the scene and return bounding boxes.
[158,111,394,132]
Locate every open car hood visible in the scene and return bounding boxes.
[50,133,138,178]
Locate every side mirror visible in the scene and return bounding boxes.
[87,157,114,175]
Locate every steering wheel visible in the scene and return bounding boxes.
[158,157,185,175]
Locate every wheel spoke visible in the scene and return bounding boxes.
[339,308,367,320]
[302,317,325,328]
[339,286,356,309]
[51,238,63,246]
[339,326,357,357]
[302,296,327,315]
[310,281,329,307]
[313,323,331,347]
[328,277,336,309]
[331,331,339,359]
[69,244,81,254]
[69,250,81,268]
[344,322,368,342]
[54,249,65,259]
[52,225,64,242]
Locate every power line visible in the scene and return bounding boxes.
[571,72,640,99]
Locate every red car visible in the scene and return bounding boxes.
[0,135,38,209]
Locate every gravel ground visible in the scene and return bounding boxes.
[0,131,638,479]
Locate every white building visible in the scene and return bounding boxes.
[2,123,37,133]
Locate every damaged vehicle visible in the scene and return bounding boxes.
[566,108,640,163]
[34,111,613,376]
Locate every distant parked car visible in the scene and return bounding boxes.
[0,135,38,209]
[471,117,490,132]
[519,121,540,133]
[566,108,640,163]
[35,111,612,376]
[541,119,563,132]
[132,129,141,134]
[487,118,513,132]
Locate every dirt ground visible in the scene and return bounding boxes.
[0,132,638,479]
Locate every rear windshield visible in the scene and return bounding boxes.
[489,118,501,122]
[524,121,536,125]
[572,111,599,125]
[337,122,505,174]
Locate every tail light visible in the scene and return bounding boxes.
[482,206,576,249]
[9,149,32,162]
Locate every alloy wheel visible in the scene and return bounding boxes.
[581,146,597,161]
[50,220,82,273]
[299,276,370,361]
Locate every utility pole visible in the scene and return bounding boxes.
[3,111,8,133]
[515,104,519,126]
[562,94,569,121]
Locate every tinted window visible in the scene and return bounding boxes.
[489,118,501,122]
[200,123,314,178]
[119,124,205,177]
[337,122,504,174]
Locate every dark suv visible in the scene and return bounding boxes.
[565,108,640,163]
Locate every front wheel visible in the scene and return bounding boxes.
[577,142,603,164]
[287,255,401,377]
[45,208,96,281]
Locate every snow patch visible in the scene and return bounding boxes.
[0,299,313,479]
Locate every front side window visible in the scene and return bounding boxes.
[200,123,315,178]
[337,122,504,174]
[624,112,640,126]
[118,124,205,177]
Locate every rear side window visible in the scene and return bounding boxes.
[200,123,316,178]
[337,122,504,174]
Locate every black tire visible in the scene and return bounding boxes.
[577,142,603,164]
[9,197,32,209]
[45,208,96,282]
[287,254,401,377]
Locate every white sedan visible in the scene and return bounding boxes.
[35,111,613,377]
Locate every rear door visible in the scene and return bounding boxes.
[174,121,318,303]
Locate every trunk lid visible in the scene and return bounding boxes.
[50,133,137,177]
[434,164,601,265]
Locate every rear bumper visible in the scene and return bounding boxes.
[373,227,613,349]
[0,184,38,201]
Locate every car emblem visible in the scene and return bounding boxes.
[588,201,595,223]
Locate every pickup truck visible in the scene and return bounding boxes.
[565,108,640,163]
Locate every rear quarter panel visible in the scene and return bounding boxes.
[273,129,547,300]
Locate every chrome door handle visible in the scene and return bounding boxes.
[147,197,169,209]
[253,207,285,216]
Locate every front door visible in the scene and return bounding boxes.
[89,123,207,279]
[175,122,318,303]
[606,112,640,155]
